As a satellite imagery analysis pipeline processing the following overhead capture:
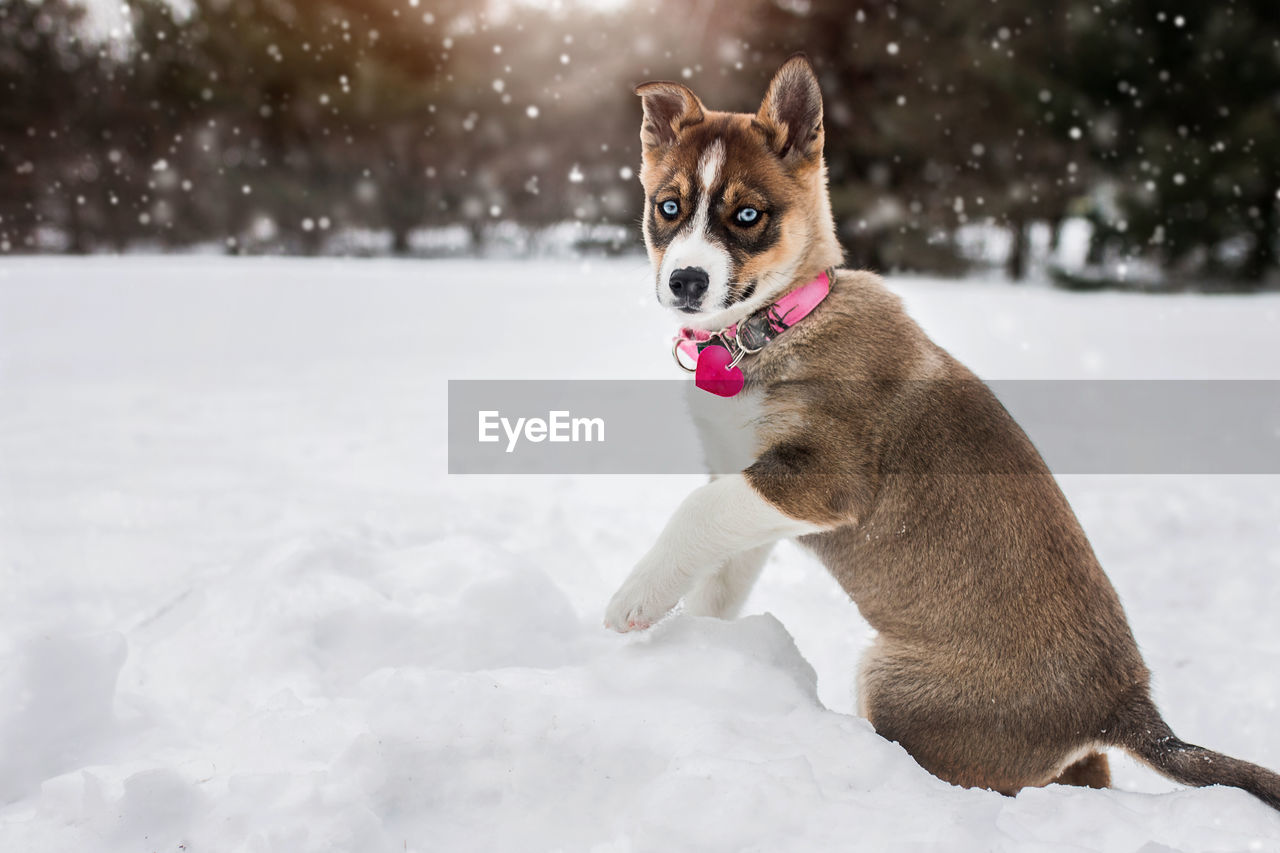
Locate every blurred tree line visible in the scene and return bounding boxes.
[0,0,1276,286]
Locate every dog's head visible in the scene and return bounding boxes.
[635,55,843,330]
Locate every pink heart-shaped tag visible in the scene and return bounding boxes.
[694,344,745,397]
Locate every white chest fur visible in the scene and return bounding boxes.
[684,385,766,476]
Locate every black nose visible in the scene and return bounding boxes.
[669,267,709,302]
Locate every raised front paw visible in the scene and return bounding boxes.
[603,576,677,633]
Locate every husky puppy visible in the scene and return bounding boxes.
[604,54,1280,809]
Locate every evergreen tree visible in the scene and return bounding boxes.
[1067,0,1279,285]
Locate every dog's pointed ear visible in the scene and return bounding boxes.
[755,54,824,163]
[636,81,705,153]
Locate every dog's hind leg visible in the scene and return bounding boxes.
[1050,751,1110,789]
[683,543,773,619]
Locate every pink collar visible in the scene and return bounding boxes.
[673,270,832,397]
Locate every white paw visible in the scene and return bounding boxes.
[603,575,678,633]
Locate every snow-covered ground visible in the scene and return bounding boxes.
[2,256,1279,851]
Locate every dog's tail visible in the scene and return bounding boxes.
[1109,694,1280,811]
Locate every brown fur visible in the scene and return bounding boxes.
[1053,752,1111,789]
[636,56,1280,810]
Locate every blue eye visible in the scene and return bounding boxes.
[659,200,680,219]
[736,207,760,225]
